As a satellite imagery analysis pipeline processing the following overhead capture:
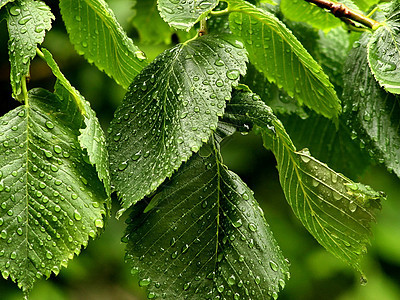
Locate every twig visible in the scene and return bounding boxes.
[304,0,382,30]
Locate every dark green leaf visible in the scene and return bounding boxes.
[0,89,107,291]
[5,0,54,98]
[59,0,147,89]
[367,0,400,94]
[280,113,371,180]
[39,48,111,197]
[157,0,218,30]
[227,0,341,119]
[344,33,400,179]
[124,147,289,299]
[108,35,247,217]
[223,88,383,272]
[132,0,174,44]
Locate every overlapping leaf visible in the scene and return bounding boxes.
[40,48,111,197]
[344,33,400,179]
[5,0,54,98]
[367,0,400,94]
[0,89,107,291]
[108,35,247,217]
[132,0,174,44]
[158,0,218,31]
[223,88,383,272]
[59,0,147,89]
[124,147,289,299]
[227,0,341,119]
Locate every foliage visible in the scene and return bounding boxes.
[0,0,399,299]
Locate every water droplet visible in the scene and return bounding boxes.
[45,121,54,129]
[226,69,240,80]
[360,274,368,285]
[228,275,236,285]
[279,279,285,289]
[214,59,224,66]
[81,41,88,48]
[53,145,62,154]
[139,278,151,287]
[135,50,146,61]
[183,282,191,290]
[74,210,82,221]
[248,223,257,232]
[132,151,142,161]
[242,193,249,200]
[269,260,278,271]
[16,228,23,236]
[118,161,128,171]
[10,251,16,260]
[233,219,242,228]
[215,79,224,87]
[35,24,44,33]
[95,219,103,228]
[349,201,357,212]
[46,251,53,259]
[312,179,319,187]
[2,270,9,279]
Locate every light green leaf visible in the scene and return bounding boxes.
[344,33,400,179]
[124,147,289,299]
[227,0,341,119]
[0,89,107,291]
[353,0,379,11]
[367,0,400,94]
[223,88,383,272]
[5,0,54,98]
[108,35,247,217]
[59,0,147,89]
[158,0,218,30]
[39,48,111,197]
[1,0,14,9]
[132,0,174,44]
[280,0,340,31]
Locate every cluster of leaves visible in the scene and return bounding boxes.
[0,0,399,299]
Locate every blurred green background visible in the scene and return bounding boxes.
[1,0,400,299]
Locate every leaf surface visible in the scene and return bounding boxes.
[227,0,341,119]
[223,88,383,272]
[353,0,379,11]
[367,0,400,94]
[40,48,111,197]
[158,0,218,30]
[108,35,247,216]
[132,0,174,44]
[0,89,107,291]
[344,33,400,179]
[5,0,54,98]
[1,0,14,9]
[59,0,147,89]
[124,148,289,299]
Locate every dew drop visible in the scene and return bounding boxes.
[46,251,53,259]
[16,228,23,236]
[10,251,16,260]
[53,145,62,154]
[227,275,236,285]
[183,282,191,290]
[95,219,103,228]
[45,121,54,129]
[233,219,242,228]
[118,161,128,171]
[349,201,357,212]
[248,223,257,232]
[73,210,82,221]
[139,278,151,287]
[269,260,278,271]
[226,69,240,80]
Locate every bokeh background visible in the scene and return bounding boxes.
[1,0,400,299]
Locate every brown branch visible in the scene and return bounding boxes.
[304,0,382,30]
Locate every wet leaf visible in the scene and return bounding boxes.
[0,89,107,291]
[1,0,14,9]
[223,88,383,272]
[124,147,289,300]
[158,0,218,30]
[59,0,147,89]
[108,34,247,217]
[227,0,341,119]
[5,0,54,98]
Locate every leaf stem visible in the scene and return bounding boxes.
[304,0,382,30]
[199,18,207,36]
[36,47,45,60]
[210,8,229,16]
[21,76,29,104]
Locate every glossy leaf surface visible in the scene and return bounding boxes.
[5,0,53,98]
[108,35,247,216]
[224,88,383,272]
[158,0,218,30]
[344,33,400,179]
[227,0,341,119]
[0,89,107,291]
[124,148,289,299]
[1,0,14,9]
[59,0,147,89]
[368,0,400,94]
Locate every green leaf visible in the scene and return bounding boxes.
[223,88,383,272]
[0,89,107,291]
[1,0,14,9]
[108,35,247,217]
[157,0,218,30]
[132,0,174,44]
[59,0,147,89]
[280,0,341,31]
[124,147,289,299]
[39,48,111,197]
[344,33,400,179]
[5,0,54,98]
[367,0,400,94]
[227,0,341,119]
[280,113,371,180]
[353,0,379,12]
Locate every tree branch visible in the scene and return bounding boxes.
[304,0,382,30]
